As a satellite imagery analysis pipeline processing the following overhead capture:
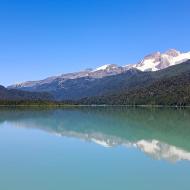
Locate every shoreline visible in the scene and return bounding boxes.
[0,104,190,108]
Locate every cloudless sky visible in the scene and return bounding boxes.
[0,0,190,86]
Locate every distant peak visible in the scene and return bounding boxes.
[144,51,161,60]
[164,49,181,57]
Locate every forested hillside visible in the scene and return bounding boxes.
[79,61,190,106]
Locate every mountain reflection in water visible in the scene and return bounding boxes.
[0,107,190,162]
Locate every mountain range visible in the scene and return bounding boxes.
[2,49,190,105]
[80,60,190,106]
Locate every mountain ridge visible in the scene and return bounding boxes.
[6,49,190,103]
[8,49,190,90]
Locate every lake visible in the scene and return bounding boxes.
[0,107,190,190]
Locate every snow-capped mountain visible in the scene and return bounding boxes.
[133,49,190,71]
[8,49,190,100]
[93,49,190,72]
[9,49,190,89]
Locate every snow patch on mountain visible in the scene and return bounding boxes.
[94,64,112,71]
[93,64,118,72]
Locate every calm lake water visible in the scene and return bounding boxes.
[0,107,190,190]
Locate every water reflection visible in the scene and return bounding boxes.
[0,107,190,162]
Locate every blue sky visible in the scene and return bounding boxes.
[0,0,190,86]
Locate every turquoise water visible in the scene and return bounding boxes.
[0,107,190,190]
